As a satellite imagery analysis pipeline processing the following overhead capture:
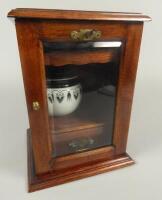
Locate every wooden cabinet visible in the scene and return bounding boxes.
[8,8,151,192]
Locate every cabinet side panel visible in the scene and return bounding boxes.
[113,22,144,154]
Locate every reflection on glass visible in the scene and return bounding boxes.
[43,41,122,157]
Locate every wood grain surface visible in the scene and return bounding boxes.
[8,8,150,192]
[8,8,151,22]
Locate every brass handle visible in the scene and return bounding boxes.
[70,29,101,41]
[32,101,40,111]
[68,137,94,152]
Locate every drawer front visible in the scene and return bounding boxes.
[37,20,128,41]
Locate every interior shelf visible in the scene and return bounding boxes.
[45,49,117,66]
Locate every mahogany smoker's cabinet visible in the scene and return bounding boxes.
[8,9,151,192]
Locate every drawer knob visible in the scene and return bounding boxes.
[32,101,40,111]
[70,29,101,41]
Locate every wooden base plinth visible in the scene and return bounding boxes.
[27,131,134,192]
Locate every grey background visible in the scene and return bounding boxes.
[0,0,162,199]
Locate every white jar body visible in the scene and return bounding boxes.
[47,84,82,116]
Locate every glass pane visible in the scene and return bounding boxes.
[43,41,122,157]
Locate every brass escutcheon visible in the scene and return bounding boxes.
[70,29,101,41]
[68,137,94,152]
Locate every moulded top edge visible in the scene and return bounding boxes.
[7,8,151,22]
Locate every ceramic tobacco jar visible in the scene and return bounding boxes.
[46,66,82,116]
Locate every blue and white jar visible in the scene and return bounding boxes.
[47,68,82,117]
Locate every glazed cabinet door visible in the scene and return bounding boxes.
[16,19,143,174]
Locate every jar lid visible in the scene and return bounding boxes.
[46,65,78,80]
